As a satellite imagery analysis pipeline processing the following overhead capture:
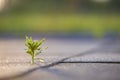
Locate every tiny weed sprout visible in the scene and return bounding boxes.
[25,36,47,64]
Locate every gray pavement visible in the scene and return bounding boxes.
[0,38,120,80]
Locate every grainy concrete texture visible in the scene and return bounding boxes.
[0,39,120,80]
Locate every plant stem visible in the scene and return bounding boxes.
[31,55,34,64]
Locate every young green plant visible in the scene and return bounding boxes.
[25,36,47,64]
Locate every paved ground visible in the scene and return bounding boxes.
[0,38,120,80]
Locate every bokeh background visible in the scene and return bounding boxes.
[0,0,120,39]
[0,1,120,79]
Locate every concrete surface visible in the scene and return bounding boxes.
[0,38,120,80]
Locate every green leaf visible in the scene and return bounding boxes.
[29,37,33,42]
[38,38,45,47]
[39,58,44,63]
[26,36,29,42]
[37,47,41,50]
[26,49,33,56]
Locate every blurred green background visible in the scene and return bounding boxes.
[0,0,120,37]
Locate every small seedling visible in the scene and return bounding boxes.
[25,36,47,64]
